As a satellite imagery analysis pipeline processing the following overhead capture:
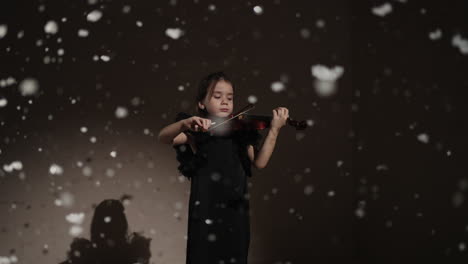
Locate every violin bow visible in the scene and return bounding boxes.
[207,103,256,131]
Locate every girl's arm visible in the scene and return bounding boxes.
[158,116,212,145]
[158,120,189,145]
[248,127,281,169]
[247,107,289,169]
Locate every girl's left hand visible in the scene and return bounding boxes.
[271,107,289,130]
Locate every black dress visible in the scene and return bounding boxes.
[173,112,263,264]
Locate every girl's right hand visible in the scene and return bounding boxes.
[182,116,213,132]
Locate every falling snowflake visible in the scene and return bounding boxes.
[385,220,393,228]
[44,21,59,34]
[0,255,18,264]
[253,5,264,15]
[115,106,128,118]
[459,242,466,251]
[66,212,85,225]
[458,178,468,191]
[122,5,131,13]
[55,191,75,208]
[271,188,278,194]
[174,201,183,210]
[78,29,89,37]
[19,78,39,96]
[86,10,103,22]
[300,28,310,39]
[452,191,464,208]
[0,24,7,39]
[82,166,93,177]
[49,164,64,175]
[208,4,216,11]
[165,28,184,39]
[376,164,389,171]
[69,225,83,237]
[372,3,393,17]
[311,64,344,97]
[429,29,442,40]
[3,161,23,172]
[417,133,429,144]
[271,81,285,93]
[295,132,306,141]
[207,233,217,242]
[355,201,366,218]
[355,207,365,218]
[247,95,257,104]
[106,168,116,178]
[311,65,344,82]
[304,185,314,195]
[100,55,110,61]
[0,77,16,88]
[452,34,468,55]
[130,97,141,106]
[316,19,325,28]
[210,172,221,181]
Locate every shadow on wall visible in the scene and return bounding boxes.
[59,199,152,264]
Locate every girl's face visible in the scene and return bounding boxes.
[199,80,234,118]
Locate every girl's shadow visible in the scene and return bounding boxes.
[60,199,152,264]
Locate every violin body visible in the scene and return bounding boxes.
[227,113,307,131]
[231,114,274,130]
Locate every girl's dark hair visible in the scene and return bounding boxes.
[195,71,235,117]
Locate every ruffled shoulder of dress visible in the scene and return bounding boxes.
[172,144,209,181]
[172,112,208,181]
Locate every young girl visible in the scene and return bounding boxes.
[158,71,289,264]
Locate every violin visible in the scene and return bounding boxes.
[207,103,307,132]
